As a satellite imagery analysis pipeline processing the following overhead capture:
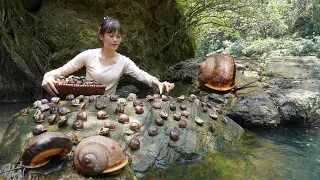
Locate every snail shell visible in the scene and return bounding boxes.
[58,107,69,116]
[50,97,60,104]
[32,124,47,135]
[34,114,45,123]
[152,101,161,109]
[209,112,219,120]
[49,106,59,114]
[134,105,144,114]
[148,126,159,136]
[127,93,137,101]
[170,129,179,141]
[65,94,75,101]
[129,120,141,131]
[97,110,108,119]
[118,114,129,124]
[73,136,128,176]
[21,132,73,168]
[72,120,84,130]
[109,95,119,102]
[169,103,176,111]
[129,136,140,150]
[47,114,57,125]
[95,102,106,110]
[173,112,181,121]
[65,132,78,144]
[180,104,187,110]
[161,94,169,101]
[133,99,143,107]
[115,105,125,114]
[76,111,87,121]
[179,119,187,128]
[117,98,127,106]
[210,123,216,132]
[58,117,68,127]
[160,110,168,120]
[155,117,164,126]
[71,98,81,106]
[181,110,189,118]
[102,120,115,131]
[19,108,28,116]
[195,117,204,126]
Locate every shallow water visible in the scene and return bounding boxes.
[0,102,319,180]
[142,127,320,180]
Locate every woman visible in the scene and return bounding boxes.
[42,17,175,96]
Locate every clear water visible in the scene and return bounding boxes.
[0,102,319,180]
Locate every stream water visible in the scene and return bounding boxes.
[0,102,319,180]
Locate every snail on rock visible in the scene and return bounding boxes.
[21,132,73,168]
[73,135,128,176]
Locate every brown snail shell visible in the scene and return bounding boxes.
[115,105,125,114]
[58,117,68,127]
[169,103,176,111]
[77,95,85,101]
[21,132,73,168]
[76,111,87,121]
[65,94,75,101]
[181,110,189,118]
[102,120,115,131]
[129,136,140,150]
[160,110,168,120]
[145,95,154,101]
[99,127,110,136]
[148,126,159,136]
[95,101,106,110]
[170,129,179,141]
[127,93,137,101]
[155,117,164,126]
[88,95,97,103]
[118,114,129,124]
[173,112,181,121]
[72,120,84,130]
[49,106,59,114]
[152,101,161,109]
[97,110,108,119]
[34,114,45,123]
[133,99,143,107]
[198,53,236,91]
[47,114,57,125]
[71,98,81,106]
[50,97,60,104]
[179,119,187,128]
[32,124,47,135]
[65,132,78,144]
[195,117,204,126]
[134,105,144,114]
[19,108,28,116]
[58,107,69,116]
[39,104,50,112]
[73,136,128,176]
[78,102,86,111]
[180,104,187,110]
[129,120,141,131]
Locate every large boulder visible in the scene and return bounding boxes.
[0,94,243,179]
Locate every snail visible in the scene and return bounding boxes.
[161,94,169,101]
[127,93,137,101]
[19,108,28,116]
[173,112,181,121]
[34,114,45,123]
[151,101,161,109]
[95,101,106,110]
[21,132,73,168]
[58,117,68,127]
[102,120,115,131]
[97,110,108,119]
[170,129,179,141]
[133,99,143,107]
[155,117,164,126]
[195,117,204,126]
[160,110,168,120]
[209,112,219,120]
[148,126,159,136]
[76,111,87,121]
[129,120,141,131]
[115,105,125,114]
[49,106,59,114]
[129,136,140,150]
[180,104,187,111]
[50,97,60,104]
[71,98,81,106]
[109,94,119,102]
[72,120,84,130]
[58,107,70,116]
[118,114,129,124]
[210,123,216,132]
[32,124,47,135]
[179,119,187,128]
[134,105,144,114]
[73,136,128,176]
[65,94,75,101]
[47,114,57,125]
[169,103,176,111]
[78,102,86,111]
[181,110,189,118]
[65,132,78,144]
[117,98,127,106]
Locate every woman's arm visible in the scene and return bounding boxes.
[42,51,87,96]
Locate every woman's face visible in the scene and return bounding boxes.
[99,30,122,50]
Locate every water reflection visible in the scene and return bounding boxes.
[143,128,318,180]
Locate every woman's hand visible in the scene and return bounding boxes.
[153,80,175,94]
[42,75,59,96]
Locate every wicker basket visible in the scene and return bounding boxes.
[53,83,106,97]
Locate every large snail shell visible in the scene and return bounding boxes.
[198,53,236,91]
[21,132,73,168]
[73,136,128,176]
